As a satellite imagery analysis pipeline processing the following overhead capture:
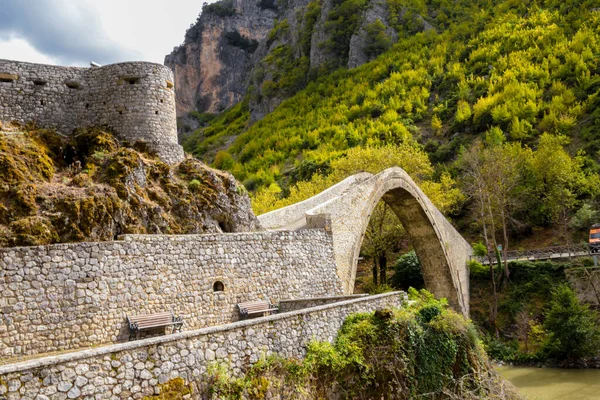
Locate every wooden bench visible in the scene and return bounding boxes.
[237,300,279,320]
[126,311,183,340]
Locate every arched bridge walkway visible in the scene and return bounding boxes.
[258,168,472,316]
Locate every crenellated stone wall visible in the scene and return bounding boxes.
[0,59,184,164]
[0,230,343,360]
[0,292,404,400]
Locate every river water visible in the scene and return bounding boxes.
[498,366,600,399]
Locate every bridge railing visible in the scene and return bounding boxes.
[473,244,591,264]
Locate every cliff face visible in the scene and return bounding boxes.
[165,0,277,116]
[165,0,418,120]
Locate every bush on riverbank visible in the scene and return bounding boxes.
[202,290,523,399]
[470,260,600,364]
[542,284,600,360]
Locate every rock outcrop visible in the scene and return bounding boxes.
[0,127,260,247]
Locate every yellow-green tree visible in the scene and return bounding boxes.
[529,133,600,241]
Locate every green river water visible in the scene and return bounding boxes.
[498,366,600,399]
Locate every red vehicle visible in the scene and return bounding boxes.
[590,224,600,253]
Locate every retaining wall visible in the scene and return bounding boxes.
[0,230,343,359]
[0,59,183,164]
[0,292,404,400]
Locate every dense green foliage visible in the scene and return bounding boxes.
[390,250,425,290]
[185,0,600,237]
[324,0,370,65]
[542,284,600,360]
[203,290,522,399]
[468,260,600,363]
[202,0,236,17]
[388,256,600,363]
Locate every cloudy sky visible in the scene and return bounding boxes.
[0,0,217,66]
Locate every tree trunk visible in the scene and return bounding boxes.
[501,208,510,285]
[372,258,379,286]
[481,190,500,338]
[379,253,387,285]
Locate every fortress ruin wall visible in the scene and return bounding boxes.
[0,230,343,359]
[0,59,184,164]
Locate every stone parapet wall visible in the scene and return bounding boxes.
[0,292,404,400]
[0,59,183,164]
[279,294,370,312]
[258,173,372,229]
[0,230,342,359]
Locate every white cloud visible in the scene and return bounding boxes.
[0,37,58,65]
[1,0,219,66]
[85,0,214,64]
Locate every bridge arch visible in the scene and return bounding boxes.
[259,168,472,316]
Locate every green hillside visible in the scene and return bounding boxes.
[184,0,600,235]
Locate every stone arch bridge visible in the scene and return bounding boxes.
[259,168,472,316]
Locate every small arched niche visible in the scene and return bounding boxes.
[213,281,225,292]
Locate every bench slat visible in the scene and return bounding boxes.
[136,322,180,330]
[128,313,172,321]
[136,319,175,327]
[247,308,279,315]
[130,315,173,322]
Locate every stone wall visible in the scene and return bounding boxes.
[0,292,404,400]
[279,294,369,313]
[258,173,372,230]
[0,59,184,164]
[0,230,342,359]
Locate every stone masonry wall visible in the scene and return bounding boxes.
[0,59,184,164]
[279,294,369,312]
[0,292,404,400]
[0,230,343,359]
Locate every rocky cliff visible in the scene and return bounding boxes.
[0,124,259,247]
[165,0,429,120]
[165,0,277,116]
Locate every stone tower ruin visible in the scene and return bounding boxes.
[0,59,184,164]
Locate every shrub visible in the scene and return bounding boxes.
[468,259,488,279]
[390,251,425,290]
[570,203,599,231]
[472,242,487,257]
[213,151,234,170]
[225,30,259,52]
[483,335,518,361]
[542,284,600,360]
[364,19,392,58]
[202,0,235,17]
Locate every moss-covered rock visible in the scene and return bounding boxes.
[142,377,193,400]
[0,127,260,247]
[8,216,58,246]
